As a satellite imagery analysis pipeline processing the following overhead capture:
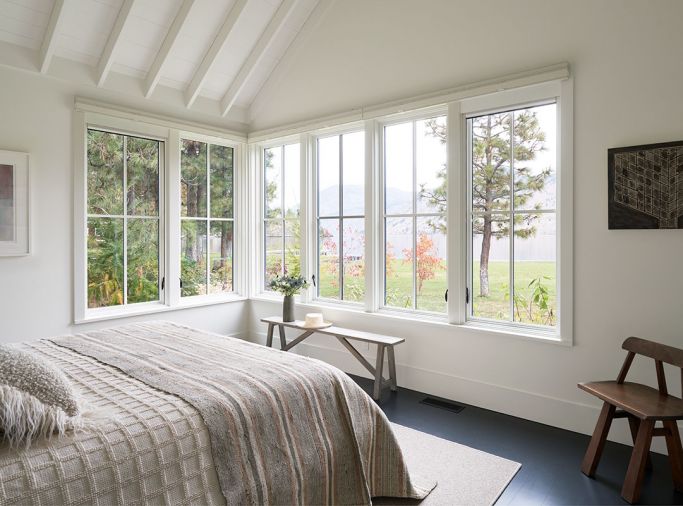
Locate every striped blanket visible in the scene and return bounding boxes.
[46,321,433,505]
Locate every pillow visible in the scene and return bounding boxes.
[0,344,81,448]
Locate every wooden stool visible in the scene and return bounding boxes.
[578,337,683,503]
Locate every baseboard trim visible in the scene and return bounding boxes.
[244,330,669,454]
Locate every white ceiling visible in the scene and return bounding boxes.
[0,0,322,126]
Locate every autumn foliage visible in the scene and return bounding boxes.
[402,233,445,294]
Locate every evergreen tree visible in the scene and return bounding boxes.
[420,111,550,297]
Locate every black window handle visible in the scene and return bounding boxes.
[444,289,448,302]
[311,275,316,287]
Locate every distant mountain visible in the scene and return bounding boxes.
[318,184,413,215]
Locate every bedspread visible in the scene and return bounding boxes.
[0,321,433,505]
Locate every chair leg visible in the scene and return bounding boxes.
[663,420,683,493]
[581,402,616,477]
[627,415,653,470]
[622,419,655,504]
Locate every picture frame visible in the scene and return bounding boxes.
[608,140,683,229]
[0,149,30,256]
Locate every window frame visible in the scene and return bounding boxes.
[255,135,304,297]
[179,133,238,302]
[312,125,367,306]
[378,107,449,317]
[455,80,573,343]
[251,78,572,345]
[74,110,246,324]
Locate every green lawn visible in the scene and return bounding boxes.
[318,258,556,324]
[473,261,556,325]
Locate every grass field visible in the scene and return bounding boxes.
[318,258,556,324]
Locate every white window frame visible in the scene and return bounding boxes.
[253,135,305,298]
[74,109,246,323]
[454,80,573,344]
[178,132,240,303]
[250,66,574,345]
[377,106,449,318]
[311,123,367,307]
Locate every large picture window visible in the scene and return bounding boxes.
[316,131,365,302]
[467,102,557,327]
[382,116,447,313]
[264,143,300,288]
[86,129,162,308]
[180,139,234,297]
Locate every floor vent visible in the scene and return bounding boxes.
[419,397,465,413]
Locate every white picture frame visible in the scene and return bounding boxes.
[0,150,30,256]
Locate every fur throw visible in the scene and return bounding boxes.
[0,345,82,448]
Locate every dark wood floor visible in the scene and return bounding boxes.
[350,375,683,505]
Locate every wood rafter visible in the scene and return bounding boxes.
[39,0,67,74]
[144,0,195,98]
[96,0,136,87]
[220,0,300,117]
[184,0,249,108]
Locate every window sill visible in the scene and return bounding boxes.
[251,296,570,346]
[75,294,247,325]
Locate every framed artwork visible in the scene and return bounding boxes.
[0,150,30,256]
[608,140,683,229]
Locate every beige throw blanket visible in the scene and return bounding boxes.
[49,321,433,505]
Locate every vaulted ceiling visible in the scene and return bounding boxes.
[0,0,325,130]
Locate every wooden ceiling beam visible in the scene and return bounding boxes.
[184,0,249,108]
[96,0,136,87]
[39,0,67,74]
[144,0,195,98]
[220,0,300,117]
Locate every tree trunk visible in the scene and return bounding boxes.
[480,216,492,297]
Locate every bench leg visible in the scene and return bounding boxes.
[387,346,397,391]
[266,323,275,348]
[278,325,287,350]
[373,345,385,401]
[627,415,652,470]
[622,419,655,503]
[581,402,616,477]
[663,420,683,493]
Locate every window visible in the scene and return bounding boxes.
[264,143,301,288]
[316,131,365,302]
[181,139,234,297]
[382,116,447,313]
[252,72,571,341]
[77,106,244,322]
[86,129,162,308]
[467,102,557,328]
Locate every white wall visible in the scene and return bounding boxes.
[0,66,250,341]
[248,0,683,452]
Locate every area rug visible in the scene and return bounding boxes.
[377,423,521,506]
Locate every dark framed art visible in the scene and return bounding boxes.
[608,140,683,229]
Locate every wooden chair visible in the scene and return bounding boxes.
[578,337,683,503]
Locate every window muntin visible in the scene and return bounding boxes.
[316,131,365,302]
[86,129,161,308]
[467,102,557,327]
[264,143,301,289]
[180,139,234,297]
[383,116,447,313]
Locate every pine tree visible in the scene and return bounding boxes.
[420,110,550,297]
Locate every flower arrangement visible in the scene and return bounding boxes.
[269,274,309,297]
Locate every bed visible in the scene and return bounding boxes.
[0,321,433,505]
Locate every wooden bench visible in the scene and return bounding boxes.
[579,336,683,503]
[261,316,404,401]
